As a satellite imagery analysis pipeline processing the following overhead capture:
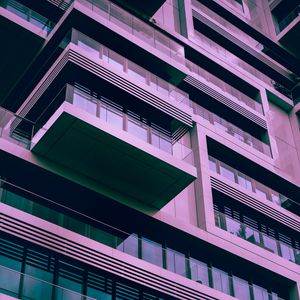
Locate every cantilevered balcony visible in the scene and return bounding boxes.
[31,85,197,209]
[215,210,300,265]
[209,156,300,216]
[276,5,300,55]
[194,105,271,157]
[0,0,55,102]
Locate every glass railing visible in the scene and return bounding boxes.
[186,59,263,114]
[277,5,300,34]
[191,30,272,88]
[215,210,300,266]
[76,0,185,63]
[1,0,55,35]
[33,84,194,165]
[208,156,300,213]
[0,180,286,300]
[72,31,191,108]
[194,104,270,156]
[0,265,96,300]
[0,106,33,149]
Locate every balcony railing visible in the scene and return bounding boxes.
[0,106,33,149]
[215,210,300,265]
[0,265,96,300]
[73,31,191,108]
[33,84,194,165]
[277,5,300,34]
[186,59,263,114]
[194,104,271,156]
[209,156,300,214]
[0,179,286,300]
[76,0,185,63]
[1,0,55,35]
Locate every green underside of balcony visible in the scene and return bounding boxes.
[31,105,196,209]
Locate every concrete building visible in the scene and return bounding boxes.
[0,0,300,299]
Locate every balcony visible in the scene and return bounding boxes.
[0,265,96,300]
[209,156,300,215]
[215,210,300,266]
[0,0,55,102]
[0,180,287,300]
[31,85,196,209]
[0,106,33,149]
[185,59,264,115]
[277,6,300,55]
[194,104,271,156]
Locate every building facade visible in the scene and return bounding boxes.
[0,0,300,299]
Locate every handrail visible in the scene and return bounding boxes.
[0,179,286,299]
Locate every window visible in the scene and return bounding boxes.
[233,276,251,300]
[252,284,269,300]
[166,248,186,276]
[141,238,163,268]
[189,258,209,286]
[220,163,235,182]
[212,267,231,295]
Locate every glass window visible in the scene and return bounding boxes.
[237,174,252,191]
[151,129,172,154]
[244,226,260,244]
[166,248,186,277]
[280,242,295,262]
[262,234,278,254]
[132,17,154,46]
[233,276,250,300]
[127,61,147,84]
[77,37,99,58]
[225,216,241,236]
[117,234,138,258]
[108,51,124,72]
[220,164,235,182]
[127,116,148,142]
[208,157,217,172]
[212,267,231,295]
[252,284,269,300]
[0,265,21,297]
[22,274,53,300]
[141,238,163,268]
[100,105,123,130]
[110,3,132,33]
[189,258,209,286]
[73,91,97,116]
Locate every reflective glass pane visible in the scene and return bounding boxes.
[189,258,209,286]
[166,248,186,276]
[127,117,148,142]
[212,267,230,294]
[262,234,278,254]
[22,275,53,300]
[108,51,124,72]
[117,234,138,258]
[237,174,252,191]
[225,216,241,236]
[141,238,163,267]
[127,61,147,84]
[110,3,132,32]
[132,18,154,46]
[280,242,295,262]
[220,164,235,182]
[73,92,97,116]
[78,40,99,58]
[0,266,20,297]
[252,284,269,300]
[233,276,250,300]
